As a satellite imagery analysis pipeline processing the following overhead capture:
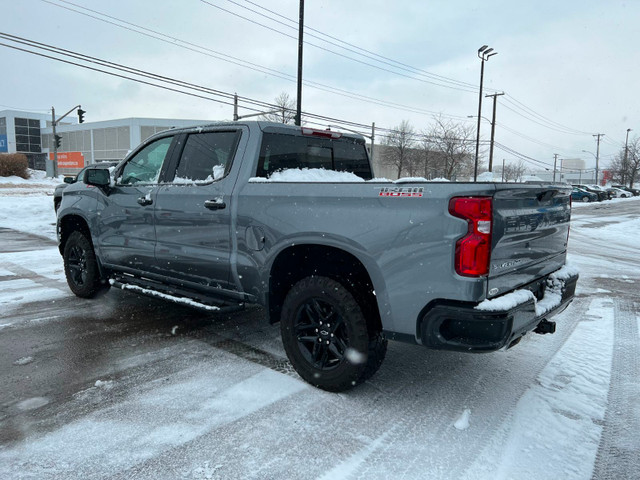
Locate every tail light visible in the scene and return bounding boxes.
[448,197,492,277]
[301,127,342,139]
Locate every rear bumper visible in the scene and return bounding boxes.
[419,267,579,352]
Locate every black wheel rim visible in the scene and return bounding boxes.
[67,245,88,287]
[294,298,349,371]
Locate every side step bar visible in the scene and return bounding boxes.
[111,274,245,314]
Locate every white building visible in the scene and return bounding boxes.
[1,109,210,175]
[0,109,53,169]
[41,117,208,175]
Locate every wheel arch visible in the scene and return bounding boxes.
[58,214,93,255]
[266,243,383,334]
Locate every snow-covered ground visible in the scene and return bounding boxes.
[1,177,639,479]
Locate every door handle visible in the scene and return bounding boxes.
[204,198,226,210]
[137,196,153,206]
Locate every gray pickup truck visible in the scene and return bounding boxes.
[57,121,578,391]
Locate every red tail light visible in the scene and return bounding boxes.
[448,197,492,277]
[301,127,342,139]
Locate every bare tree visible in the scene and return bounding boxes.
[426,115,477,180]
[502,160,528,182]
[419,136,434,179]
[383,120,417,178]
[260,92,296,124]
[607,136,639,187]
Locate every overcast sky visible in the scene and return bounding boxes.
[2,0,638,173]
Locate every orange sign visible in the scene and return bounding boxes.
[50,151,85,169]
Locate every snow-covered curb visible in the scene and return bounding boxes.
[571,195,640,208]
[475,264,579,316]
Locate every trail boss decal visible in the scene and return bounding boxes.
[379,187,424,197]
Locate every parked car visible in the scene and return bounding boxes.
[572,184,607,201]
[584,184,614,200]
[612,184,640,196]
[57,121,578,391]
[610,187,632,198]
[571,187,598,202]
[53,162,118,212]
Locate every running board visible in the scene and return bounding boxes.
[110,274,245,314]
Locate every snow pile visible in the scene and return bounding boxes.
[396,176,450,183]
[0,169,64,185]
[475,264,579,316]
[0,195,57,239]
[172,165,226,184]
[249,168,365,183]
[475,289,536,312]
[248,168,457,184]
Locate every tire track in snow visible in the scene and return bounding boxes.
[591,299,640,480]
[315,299,587,480]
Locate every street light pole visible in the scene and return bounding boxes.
[295,0,304,126]
[474,45,498,181]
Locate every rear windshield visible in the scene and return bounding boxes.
[256,133,372,180]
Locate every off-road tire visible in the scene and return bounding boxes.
[63,230,109,298]
[280,276,387,392]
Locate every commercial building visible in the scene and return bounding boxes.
[41,117,208,175]
[1,109,208,175]
[0,109,53,169]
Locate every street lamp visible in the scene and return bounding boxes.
[474,45,498,181]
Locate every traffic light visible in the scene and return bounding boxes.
[55,135,62,148]
[77,107,85,124]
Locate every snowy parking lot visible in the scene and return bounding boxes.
[1,176,639,480]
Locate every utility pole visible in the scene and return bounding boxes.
[593,133,604,185]
[623,128,632,186]
[370,122,375,165]
[295,0,304,126]
[501,158,505,181]
[51,107,58,178]
[485,92,504,172]
[233,93,238,121]
[553,153,559,182]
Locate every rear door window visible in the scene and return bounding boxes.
[172,131,240,183]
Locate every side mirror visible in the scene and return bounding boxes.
[63,176,75,184]
[85,168,111,187]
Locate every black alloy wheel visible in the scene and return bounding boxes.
[280,276,387,392]
[63,230,109,298]
[294,297,349,371]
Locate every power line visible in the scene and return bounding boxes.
[46,0,598,148]
[0,103,50,113]
[200,0,479,93]
[210,0,597,138]
[502,94,592,135]
[220,0,481,92]
[493,142,554,169]
[42,0,472,123]
[242,0,481,91]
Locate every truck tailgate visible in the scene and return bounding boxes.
[488,184,572,298]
